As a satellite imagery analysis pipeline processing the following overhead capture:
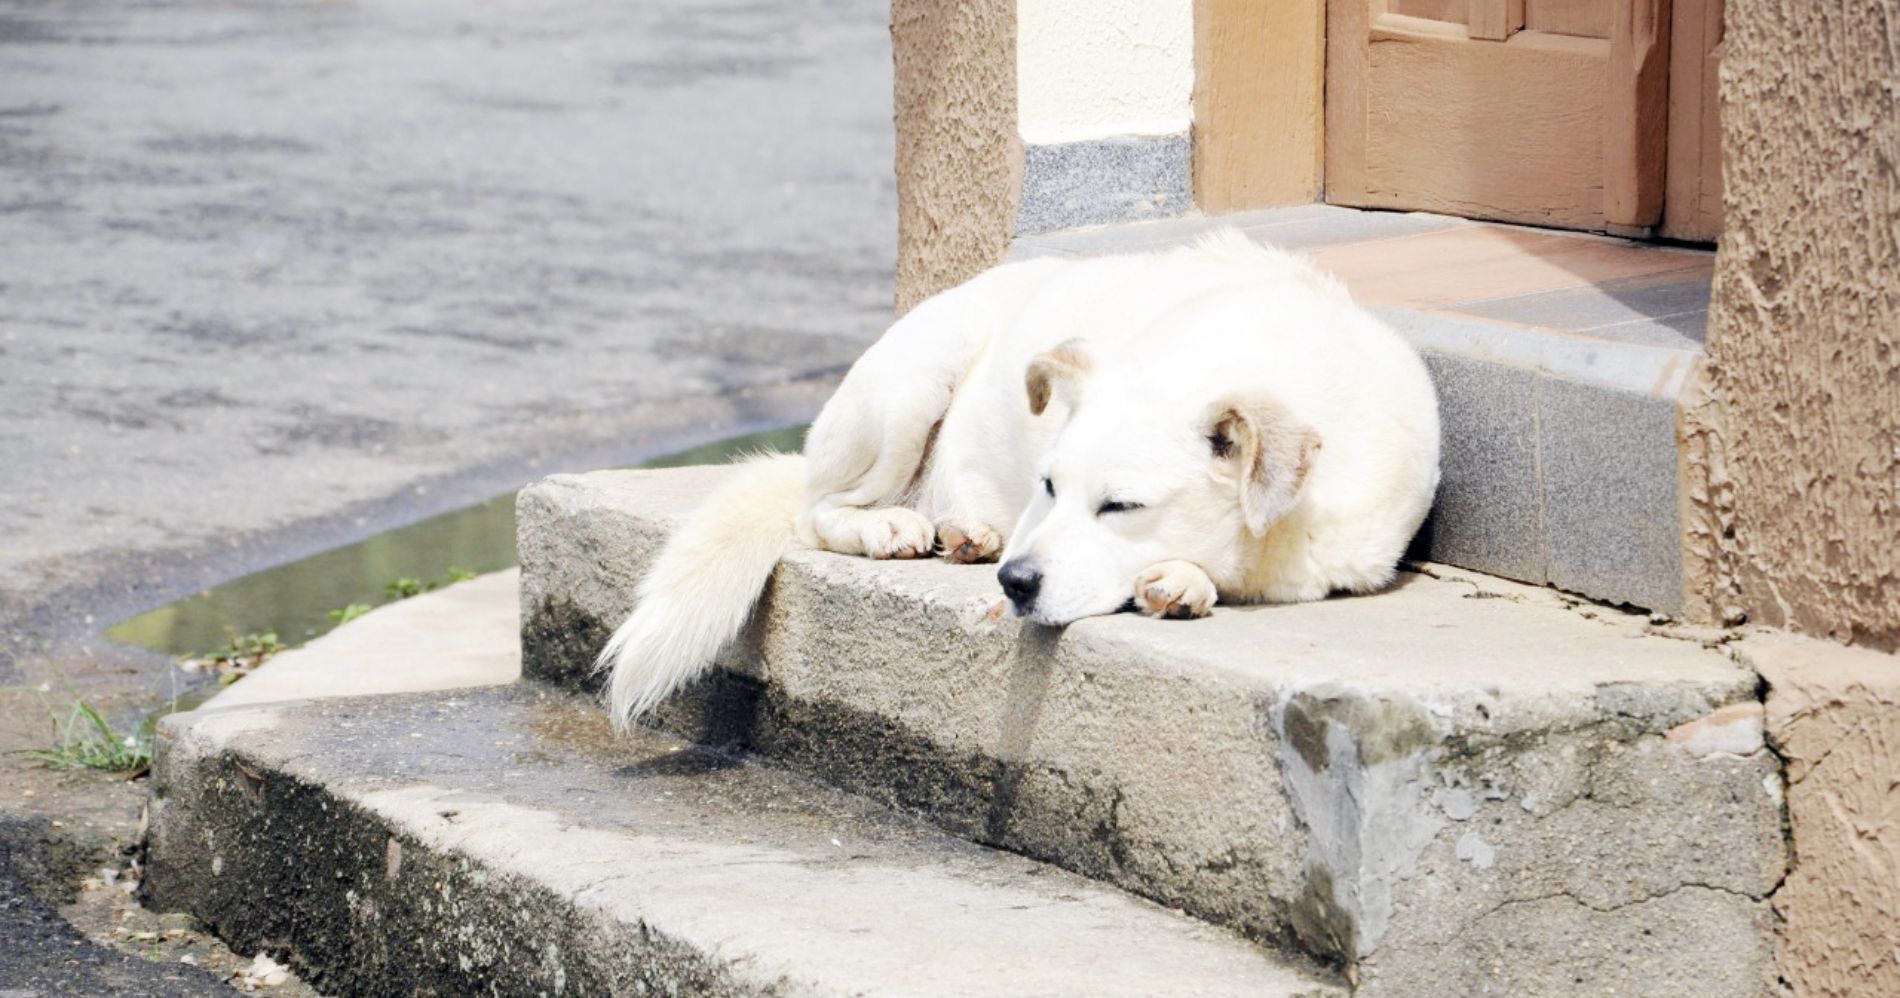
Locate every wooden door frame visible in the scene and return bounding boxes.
[1191,0,1326,213]
[1193,0,1719,240]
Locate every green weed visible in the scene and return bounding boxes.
[327,603,373,625]
[183,631,287,685]
[383,577,425,600]
[14,695,153,775]
[383,567,475,602]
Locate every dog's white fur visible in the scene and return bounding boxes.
[599,232,1440,726]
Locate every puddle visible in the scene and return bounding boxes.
[106,425,807,660]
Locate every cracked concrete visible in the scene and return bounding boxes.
[145,684,1345,996]
[518,466,1791,994]
[1746,632,1900,996]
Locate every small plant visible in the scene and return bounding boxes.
[181,631,286,684]
[383,577,425,600]
[328,603,373,625]
[384,568,476,602]
[15,696,154,775]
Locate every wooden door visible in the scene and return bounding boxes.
[1326,0,1676,235]
[1662,0,1723,240]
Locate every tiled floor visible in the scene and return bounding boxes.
[1015,204,1715,353]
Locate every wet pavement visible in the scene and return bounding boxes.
[0,0,894,660]
[0,0,894,987]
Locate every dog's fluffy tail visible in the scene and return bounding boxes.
[596,452,807,729]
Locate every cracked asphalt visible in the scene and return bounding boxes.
[0,0,894,988]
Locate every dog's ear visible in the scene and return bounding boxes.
[1025,340,1094,416]
[1208,395,1322,536]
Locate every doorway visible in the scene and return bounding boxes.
[1322,0,1724,241]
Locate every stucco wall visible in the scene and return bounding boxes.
[1699,0,1900,648]
[1016,0,1193,144]
[892,0,1020,313]
[1746,634,1900,998]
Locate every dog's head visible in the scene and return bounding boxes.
[996,339,1320,625]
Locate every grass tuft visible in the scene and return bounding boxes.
[14,695,154,775]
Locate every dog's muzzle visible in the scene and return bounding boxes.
[997,559,1042,615]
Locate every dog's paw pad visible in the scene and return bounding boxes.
[1133,562,1216,619]
[936,519,1003,564]
[863,508,935,560]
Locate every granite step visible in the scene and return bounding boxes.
[518,465,1789,997]
[144,682,1341,997]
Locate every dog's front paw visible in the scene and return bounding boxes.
[1133,561,1217,619]
[862,507,935,560]
[936,519,1003,564]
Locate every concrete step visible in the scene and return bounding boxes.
[144,683,1341,997]
[519,466,1789,997]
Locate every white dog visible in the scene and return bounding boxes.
[599,231,1440,727]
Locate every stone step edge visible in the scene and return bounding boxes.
[514,467,1786,994]
[143,685,1345,998]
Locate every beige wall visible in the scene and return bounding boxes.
[892,0,1020,313]
[1700,5,1900,992]
[1698,0,1900,648]
[1747,634,1900,998]
[1018,0,1193,144]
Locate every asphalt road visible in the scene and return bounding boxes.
[0,0,896,662]
[0,0,895,988]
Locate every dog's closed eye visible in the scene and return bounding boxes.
[1042,476,1055,498]
[1096,499,1144,516]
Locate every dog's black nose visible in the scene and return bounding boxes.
[998,560,1042,610]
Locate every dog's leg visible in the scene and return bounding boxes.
[925,418,1014,565]
[1133,561,1218,619]
[802,399,939,560]
[922,371,1036,565]
[936,518,1004,564]
[814,505,937,559]
[800,259,1067,562]
[798,307,961,560]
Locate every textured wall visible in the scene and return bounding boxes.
[1017,0,1193,143]
[1699,0,1900,647]
[892,0,1021,313]
[1748,634,1900,998]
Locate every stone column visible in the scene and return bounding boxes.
[1693,0,1900,646]
[891,0,1021,313]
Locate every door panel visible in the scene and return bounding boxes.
[1663,0,1723,240]
[1605,0,1671,229]
[1327,0,1672,233]
[1390,0,1469,21]
[1358,19,1607,227]
[1526,0,1609,38]
[1469,0,1524,40]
